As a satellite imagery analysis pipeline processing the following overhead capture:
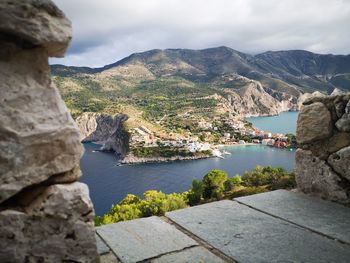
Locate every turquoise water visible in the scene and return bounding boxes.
[247,111,299,134]
[80,143,295,215]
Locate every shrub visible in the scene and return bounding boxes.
[242,166,269,187]
[230,186,268,198]
[202,170,228,199]
[269,174,296,190]
[242,166,290,187]
[188,179,204,205]
[224,175,243,192]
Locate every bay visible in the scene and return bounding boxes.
[80,143,295,216]
[247,111,299,134]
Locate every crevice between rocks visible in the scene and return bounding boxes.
[0,166,80,212]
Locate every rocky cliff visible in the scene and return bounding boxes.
[76,112,130,157]
[226,81,297,117]
[295,93,350,204]
[0,1,98,261]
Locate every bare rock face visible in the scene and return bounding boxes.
[295,94,350,204]
[0,0,98,261]
[228,81,296,117]
[76,112,130,157]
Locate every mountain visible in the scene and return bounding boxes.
[51,47,350,137]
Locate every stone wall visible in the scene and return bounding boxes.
[296,93,350,204]
[0,1,98,262]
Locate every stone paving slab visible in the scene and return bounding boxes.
[96,216,198,263]
[166,200,350,263]
[150,247,226,263]
[96,233,110,255]
[235,190,350,244]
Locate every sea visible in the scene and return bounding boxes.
[80,111,298,216]
[246,111,298,134]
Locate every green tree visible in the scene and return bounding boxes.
[224,175,243,192]
[119,194,141,205]
[202,170,228,199]
[188,179,204,205]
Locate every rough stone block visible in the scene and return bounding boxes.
[297,102,332,144]
[295,149,348,203]
[0,182,98,262]
[328,146,350,181]
[0,0,72,57]
[0,48,83,204]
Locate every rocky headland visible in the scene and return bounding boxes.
[76,112,130,157]
[121,153,212,164]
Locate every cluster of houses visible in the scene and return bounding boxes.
[130,126,213,153]
[130,116,292,152]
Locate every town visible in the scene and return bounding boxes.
[129,115,297,160]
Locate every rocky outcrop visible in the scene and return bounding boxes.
[0,1,98,261]
[295,93,350,204]
[227,81,297,117]
[76,112,130,157]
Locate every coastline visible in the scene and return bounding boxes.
[120,153,212,165]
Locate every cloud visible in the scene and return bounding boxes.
[50,0,350,67]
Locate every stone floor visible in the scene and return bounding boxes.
[95,190,350,263]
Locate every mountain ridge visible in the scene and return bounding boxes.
[51,46,350,139]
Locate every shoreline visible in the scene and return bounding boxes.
[120,153,212,165]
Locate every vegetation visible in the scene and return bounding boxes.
[131,146,212,158]
[95,166,296,226]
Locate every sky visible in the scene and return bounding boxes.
[51,0,350,67]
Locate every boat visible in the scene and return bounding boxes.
[212,149,225,159]
[223,151,232,155]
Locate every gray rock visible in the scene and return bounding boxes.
[166,200,350,263]
[151,247,225,263]
[235,190,350,244]
[328,146,350,181]
[335,113,350,132]
[335,101,346,118]
[0,182,99,263]
[300,132,350,160]
[0,0,72,57]
[76,112,129,157]
[96,216,197,263]
[297,102,332,144]
[331,88,345,96]
[0,1,98,261]
[0,47,84,203]
[295,149,348,203]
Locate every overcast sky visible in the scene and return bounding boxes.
[51,0,350,67]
